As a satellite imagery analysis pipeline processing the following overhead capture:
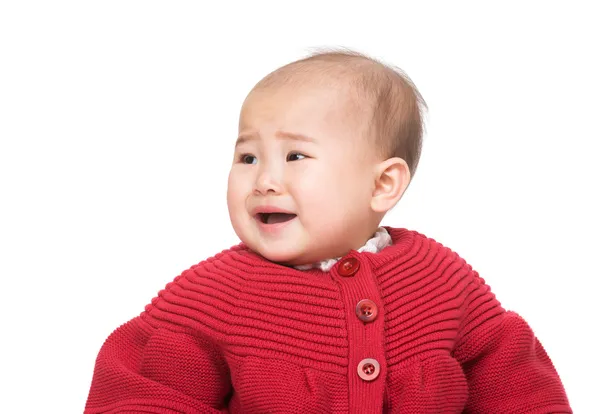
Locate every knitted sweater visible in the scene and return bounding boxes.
[85,227,571,413]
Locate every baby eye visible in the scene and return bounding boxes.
[287,152,306,162]
[239,154,257,165]
[238,152,306,164]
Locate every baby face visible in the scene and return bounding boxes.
[227,83,381,267]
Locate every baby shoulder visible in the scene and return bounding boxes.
[141,244,253,340]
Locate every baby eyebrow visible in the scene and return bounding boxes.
[235,131,317,147]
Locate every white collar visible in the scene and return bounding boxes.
[294,227,392,272]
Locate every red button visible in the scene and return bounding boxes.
[356,299,378,322]
[338,257,359,277]
[357,358,380,381]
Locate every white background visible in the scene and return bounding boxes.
[1,1,598,412]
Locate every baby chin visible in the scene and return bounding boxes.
[249,228,314,266]
[252,236,310,265]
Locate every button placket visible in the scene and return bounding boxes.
[336,254,385,404]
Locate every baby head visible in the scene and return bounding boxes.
[227,50,426,267]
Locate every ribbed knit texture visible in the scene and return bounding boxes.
[85,227,571,413]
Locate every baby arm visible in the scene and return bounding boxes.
[453,271,571,414]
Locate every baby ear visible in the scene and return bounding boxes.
[370,157,411,213]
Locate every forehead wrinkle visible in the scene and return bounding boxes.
[240,82,357,138]
[235,131,317,148]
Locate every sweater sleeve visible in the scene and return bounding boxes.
[85,266,234,413]
[453,271,572,414]
[85,316,231,413]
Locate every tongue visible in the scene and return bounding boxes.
[267,213,296,224]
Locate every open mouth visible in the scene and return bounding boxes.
[257,212,297,225]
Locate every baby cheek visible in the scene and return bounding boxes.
[226,188,238,213]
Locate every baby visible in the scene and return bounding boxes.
[85,50,571,413]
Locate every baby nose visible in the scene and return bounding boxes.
[254,168,283,195]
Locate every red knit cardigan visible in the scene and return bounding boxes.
[85,227,571,413]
